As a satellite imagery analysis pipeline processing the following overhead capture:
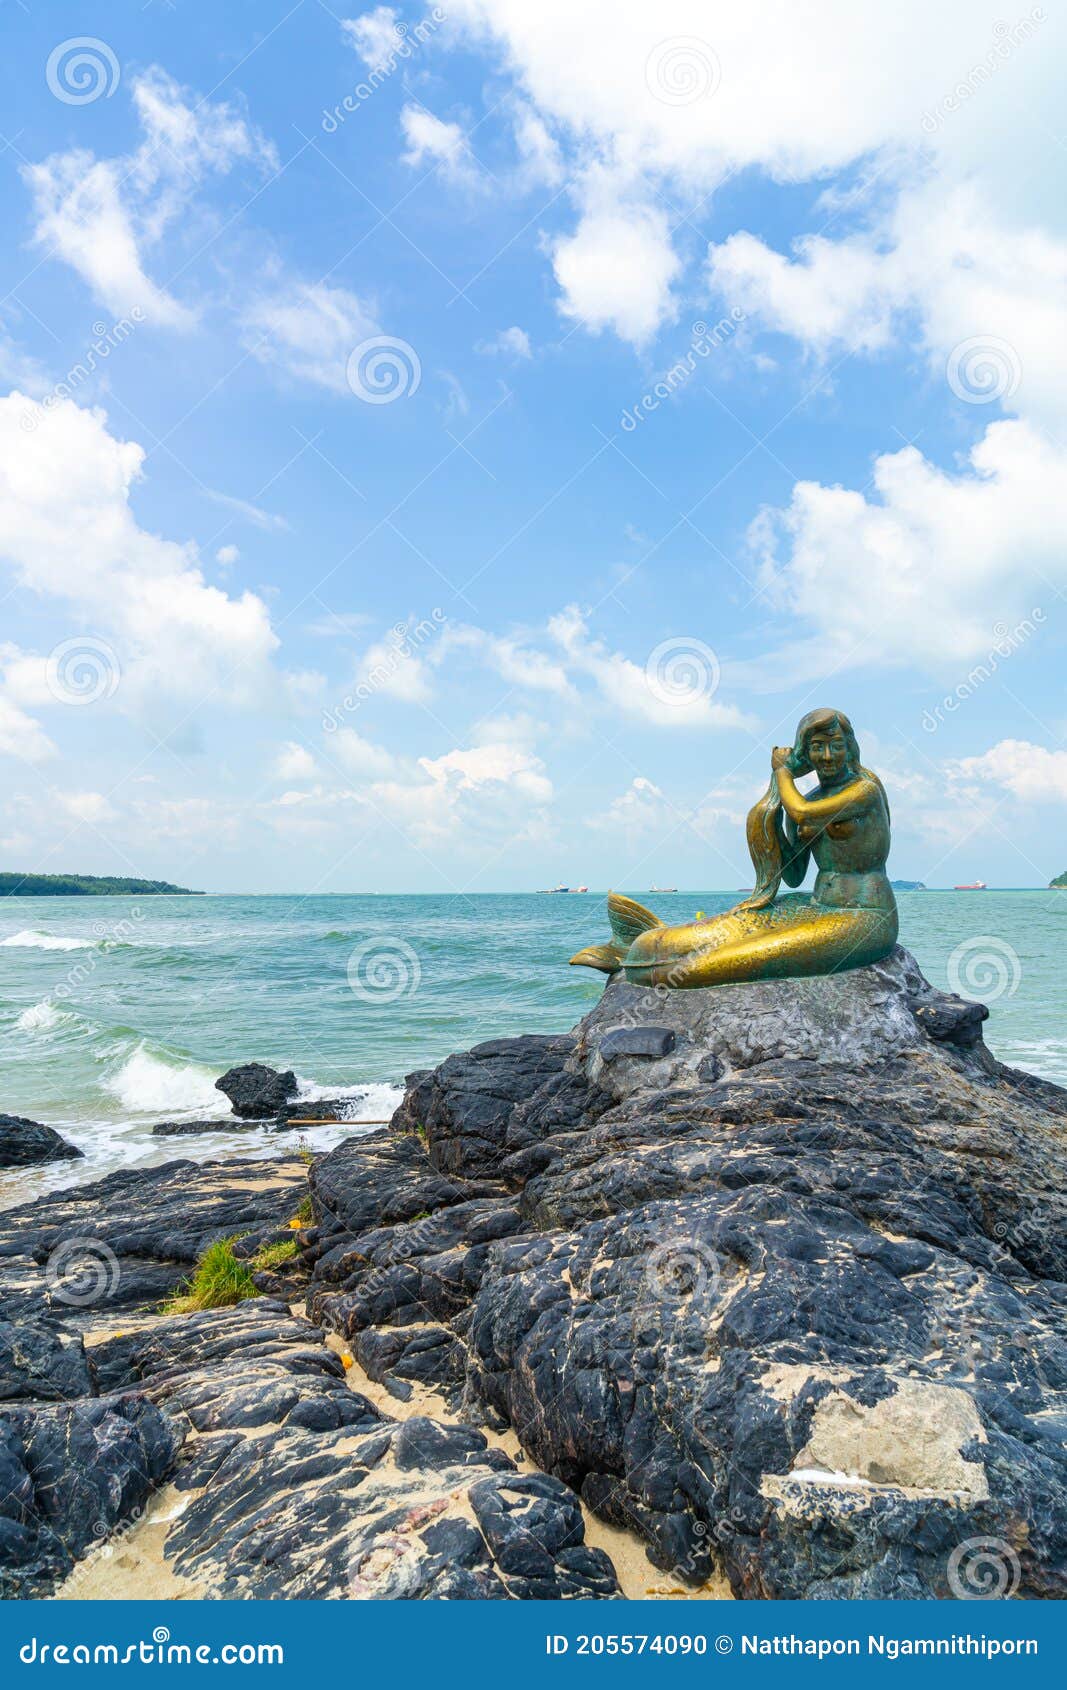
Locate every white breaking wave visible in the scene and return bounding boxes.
[15,1000,71,1033]
[339,1082,404,1122]
[1,929,94,951]
[103,1045,224,1116]
[295,1077,404,1121]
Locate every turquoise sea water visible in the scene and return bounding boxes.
[1,889,1064,1203]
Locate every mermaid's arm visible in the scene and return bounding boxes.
[776,768,873,824]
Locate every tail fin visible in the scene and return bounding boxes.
[569,892,663,975]
[569,942,625,975]
[608,892,662,947]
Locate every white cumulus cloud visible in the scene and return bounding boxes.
[0,393,280,732]
[953,740,1067,806]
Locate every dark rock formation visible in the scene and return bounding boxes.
[0,1173,619,1601]
[215,1062,298,1119]
[152,1101,351,1135]
[304,946,1067,1600]
[167,1405,618,1598]
[0,1155,308,1321]
[389,1034,610,1181]
[151,1118,257,1136]
[93,1298,615,1597]
[0,1320,93,1403]
[0,1393,180,1596]
[0,1112,82,1168]
[907,990,989,1048]
[5,943,1063,1603]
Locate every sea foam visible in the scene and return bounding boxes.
[103,1045,224,1116]
[295,1078,404,1121]
[1,929,94,952]
[15,1000,70,1033]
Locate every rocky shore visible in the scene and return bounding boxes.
[2,947,1064,1600]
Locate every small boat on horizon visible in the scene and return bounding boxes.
[649,885,677,893]
[954,880,988,890]
[537,884,589,894]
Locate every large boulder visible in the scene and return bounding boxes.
[307,946,1067,1600]
[0,1113,81,1168]
[215,1063,298,1119]
[390,1034,611,1180]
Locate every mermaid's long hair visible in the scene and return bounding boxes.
[736,708,885,912]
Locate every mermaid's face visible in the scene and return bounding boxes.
[805,725,849,782]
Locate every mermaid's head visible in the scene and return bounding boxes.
[790,708,860,784]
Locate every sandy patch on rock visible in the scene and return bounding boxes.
[787,1378,989,1500]
[55,1482,209,1601]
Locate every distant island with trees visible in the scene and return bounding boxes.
[0,873,203,897]
[1052,871,1067,888]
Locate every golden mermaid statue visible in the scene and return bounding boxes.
[570,707,897,989]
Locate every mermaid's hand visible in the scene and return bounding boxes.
[771,746,793,771]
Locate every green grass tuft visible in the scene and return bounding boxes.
[162,1236,257,1314]
[251,1238,298,1270]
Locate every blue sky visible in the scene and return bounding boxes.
[1,0,1065,892]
